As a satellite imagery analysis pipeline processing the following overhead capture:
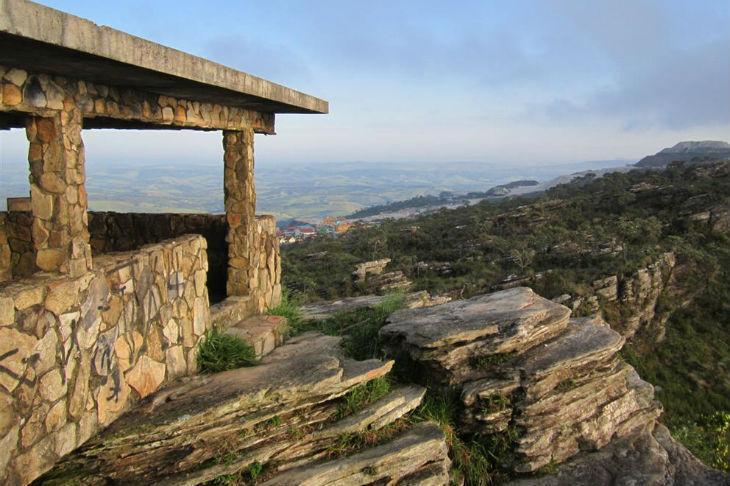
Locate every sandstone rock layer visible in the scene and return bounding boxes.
[380,287,663,473]
[37,332,449,485]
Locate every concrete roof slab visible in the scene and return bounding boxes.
[0,0,328,114]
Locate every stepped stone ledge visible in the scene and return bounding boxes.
[379,287,722,482]
[35,332,452,485]
[224,314,289,359]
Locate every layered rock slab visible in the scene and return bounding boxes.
[380,287,572,384]
[261,422,451,486]
[36,332,448,485]
[299,291,450,321]
[380,288,662,473]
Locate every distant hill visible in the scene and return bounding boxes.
[636,140,730,168]
[276,218,311,229]
[347,180,540,219]
[482,179,539,196]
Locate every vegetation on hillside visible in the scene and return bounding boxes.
[347,181,540,219]
[282,161,730,471]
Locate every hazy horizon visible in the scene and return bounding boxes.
[2,0,729,216]
[1,0,729,168]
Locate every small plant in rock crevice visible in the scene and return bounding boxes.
[412,388,514,485]
[336,376,392,419]
[470,352,517,370]
[481,394,511,414]
[266,291,304,331]
[554,378,578,393]
[207,460,266,485]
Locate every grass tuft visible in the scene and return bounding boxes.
[326,419,412,459]
[294,291,407,360]
[336,376,392,419]
[413,389,516,485]
[197,329,257,374]
[207,461,266,485]
[481,394,511,414]
[266,291,304,331]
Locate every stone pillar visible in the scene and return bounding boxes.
[223,128,256,296]
[26,110,92,276]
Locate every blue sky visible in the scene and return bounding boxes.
[3,0,730,166]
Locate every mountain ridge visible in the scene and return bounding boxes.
[636,140,730,168]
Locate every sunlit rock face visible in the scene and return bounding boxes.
[37,333,451,485]
[380,286,726,483]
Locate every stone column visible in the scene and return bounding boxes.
[223,128,256,296]
[26,109,92,276]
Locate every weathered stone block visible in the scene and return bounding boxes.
[224,314,289,358]
[2,82,22,105]
[0,327,37,392]
[125,355,166,399]
[0,296,14,325]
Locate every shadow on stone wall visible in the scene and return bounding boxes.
[87,212,228,303]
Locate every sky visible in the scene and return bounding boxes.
[2,0,730,167]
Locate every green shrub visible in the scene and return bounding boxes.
[208,461,266,485]
[197,329,257,374]
[673,412,730,472]
[266,291,304,331]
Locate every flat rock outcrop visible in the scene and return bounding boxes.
[380,287,664,473]
[353,259,392,281]
[560,252,678,342]
[353,259,413,294]
[37,332,449,485]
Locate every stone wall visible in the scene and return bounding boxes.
[209,215,282,327]
[1,209,36,279]
[0,65,275,134]
[248,215,282,314]
[2,207,281,314]
[85,212,281,310]
[0,234,211,485]
[87,212,228,303]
